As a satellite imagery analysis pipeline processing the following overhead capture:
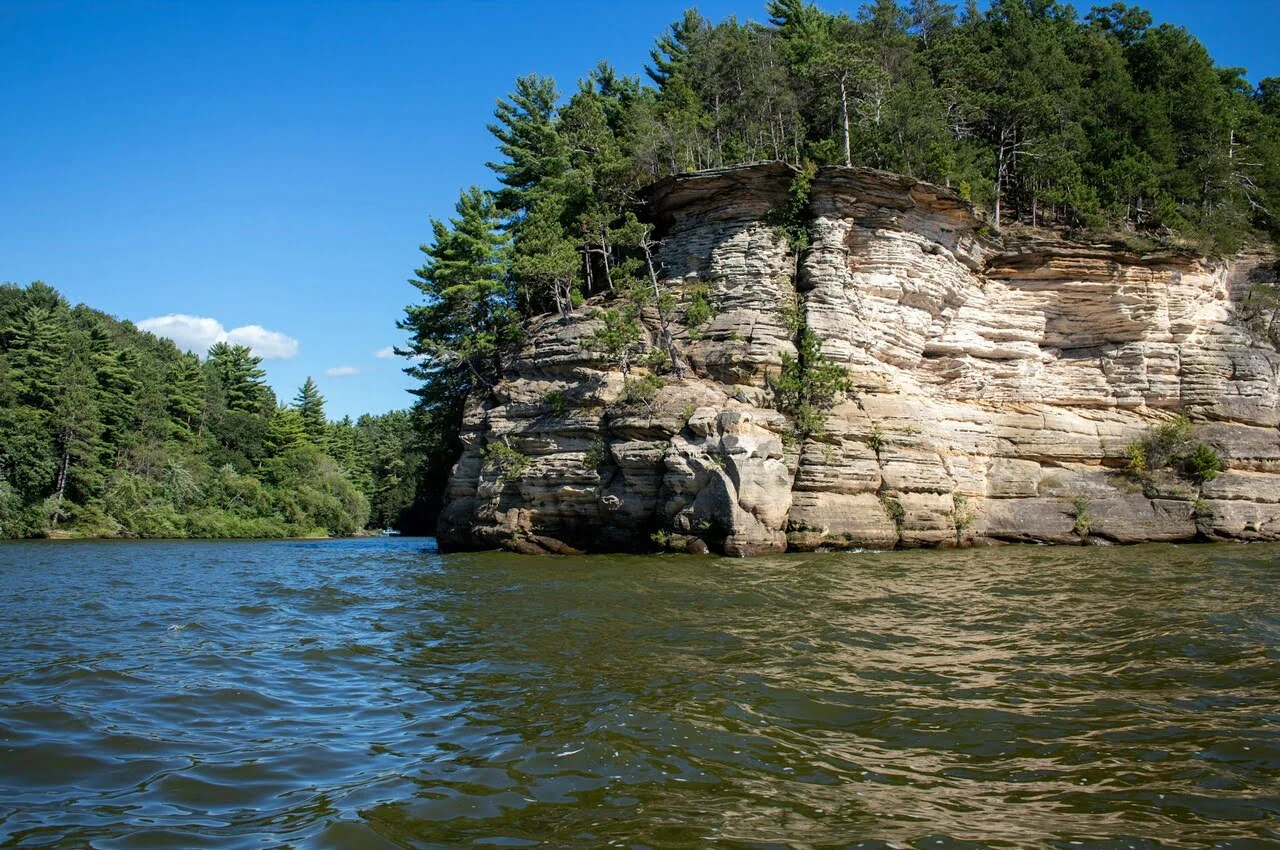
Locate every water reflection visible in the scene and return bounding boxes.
[0,540,1277,848]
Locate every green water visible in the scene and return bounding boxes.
[0,539,1277,848]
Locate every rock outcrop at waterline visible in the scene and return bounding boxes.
[437,162,1280,555]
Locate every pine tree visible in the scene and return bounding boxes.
[205,342,269,413]
[292,377,327,444]
[47,357,104,520]
[487,75,570,218]
[166,352,205,436]
[265,407,308,456]
[767,0,823,40]
[510,192,582,318]
[645,9,706,86]
[400,187,519,414]
[90,326,140,449]
[907,0,956,46]
[9,305,68,411]
[327,416,373,497]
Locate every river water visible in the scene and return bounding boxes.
[0,539,1277,849]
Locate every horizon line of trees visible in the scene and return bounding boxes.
[0,282,431,539]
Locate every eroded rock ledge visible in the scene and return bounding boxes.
[437,163,1280,555]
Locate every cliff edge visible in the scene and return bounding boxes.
[438,163,1280,555]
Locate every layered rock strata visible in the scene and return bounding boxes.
[437,163,1280,555]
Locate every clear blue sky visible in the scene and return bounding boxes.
[2,1,1276,418]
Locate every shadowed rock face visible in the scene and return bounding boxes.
[437,163,1280,555]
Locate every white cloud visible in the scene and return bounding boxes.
[324,365,363,378]
[136,314,225,355]
[224,325,299,360]
[137,314,299,360]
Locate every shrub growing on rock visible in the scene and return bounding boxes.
[768,328,851,436]
[1070,495,1095,537]
[1125,415,1224,485]
[1182,443,1223,482]
[483,441,529,482]
[621,373,665,406]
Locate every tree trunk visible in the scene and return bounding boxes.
[600,235,614,292]
[640,233,686,377]
[555,278,573,319]
[52,442,70,527]
[839,74,852,168]
[995,138,1006,229]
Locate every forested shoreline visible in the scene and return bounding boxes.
[5,0,1278,540]
[0,283,430,539]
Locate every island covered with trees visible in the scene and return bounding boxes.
[401,0,1280,536]
[4,0,1278,540]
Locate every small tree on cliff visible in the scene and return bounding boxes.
[768,327,851,435]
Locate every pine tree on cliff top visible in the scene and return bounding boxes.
[399,186,518,415]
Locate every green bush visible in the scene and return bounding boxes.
[683,284,715,335]
[1182,443,1223,482]
[1070,495,1095,537]
[0,482,46,539]
[880,495,904,527]
[542,390,567,415]
[768,328,851,436]
[1124,440,1148,472]
[1126,416,1224,485]
[779,293,804,337]
[866,424,884,454]
[483,440,530,482]
[952,493,975,534]
[1146,416,1195,468]
[641,348,671,373]
[583,438,608,470]
[581,308,642,369]
[765,163,815,251]
[621,373,665,406]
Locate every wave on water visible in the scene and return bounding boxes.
[0,538,1277,849]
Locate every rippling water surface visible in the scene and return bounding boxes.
[0,539,1278,849]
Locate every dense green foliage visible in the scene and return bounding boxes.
[1124,414,1224,485]
[400,0,1278,495]
[0,283,421,539]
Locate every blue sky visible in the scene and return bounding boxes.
[2,0,1276,418]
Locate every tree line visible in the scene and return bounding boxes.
[399,0,1280,513]
[0,282,429,538]
[9,1,1274,538]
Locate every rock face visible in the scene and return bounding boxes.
[437,163,1280,554]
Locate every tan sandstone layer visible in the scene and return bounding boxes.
[437,163,1280,555]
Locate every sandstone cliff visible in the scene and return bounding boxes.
[437,163,1280,555]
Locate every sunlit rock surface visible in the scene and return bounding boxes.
[437,163,1280,555]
